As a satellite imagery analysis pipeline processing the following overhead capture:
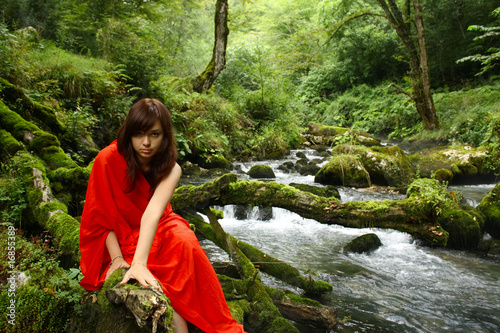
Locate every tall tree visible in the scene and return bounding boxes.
[376,0,438,130]
[193,0,229,93]
[325,0,439,130]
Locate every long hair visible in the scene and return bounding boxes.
[116,98,177,193]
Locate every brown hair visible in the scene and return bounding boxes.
[117,98,177,192]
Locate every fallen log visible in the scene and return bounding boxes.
[171,174,451,247]
[182,210,300,333]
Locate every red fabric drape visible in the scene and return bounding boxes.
[79,141,244,333]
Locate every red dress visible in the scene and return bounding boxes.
[79,141,244,333]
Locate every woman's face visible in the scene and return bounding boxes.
[131,119,164,168]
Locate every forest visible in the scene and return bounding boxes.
[1,0,500,332]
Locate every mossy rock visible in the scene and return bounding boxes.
[332,144,415,188]
[412,145,495,183]
[247,164,276,179]
[307,123,380,147]
[343,233,382,254]
[433,168,454,183]
[478,182,500,239]
[199,154,234,170]
[180,161,209,176]
[437,208,483,249]
[289,183,340,199]
[315,154,371,187]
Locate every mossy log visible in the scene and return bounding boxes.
[0,100,77,169]
[172,174,487,248]
[266,287,338,329]
[182,210,300,333]
[0,77,67,135]
[7,145,81,261]
[68,270,174,333]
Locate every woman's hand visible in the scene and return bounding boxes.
[105,257,130,280]
[120,263,162,291]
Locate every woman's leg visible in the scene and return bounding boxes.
[172,310,188,333]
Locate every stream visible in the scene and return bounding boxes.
[186,150,500,332]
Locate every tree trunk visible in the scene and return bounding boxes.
[413,0,438,130]
[375,0,439,130]
[192,0,229,93]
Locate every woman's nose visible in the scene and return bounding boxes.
[143,135,151,146]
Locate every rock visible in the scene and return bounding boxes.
[277,161,294,173]
[434,168,454,183]
[247,164,276,179]
[412,145,497,184]
[314,154,371,187]
[296,151,307,159]
[331,144,415,188]
[297,164,321,176]
[478,182,500,239]
[181,161,209,176]
[343,233,382,254]
[198,154,234,170]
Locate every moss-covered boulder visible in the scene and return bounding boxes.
[247,164,276,179]
[315,154,371,187]
[198,154,234,170]
[477,182,500,239]
[306,123,380,147]
[411,145,497,183]
[343,233,382,254]
[331,144,415,188]
[433,168,454,183]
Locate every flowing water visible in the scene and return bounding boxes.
[192,150,500,332]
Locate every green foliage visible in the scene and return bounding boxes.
[0,158,29,228]
[406,178,456,217]
[457,6,500,77]
[431,83,500,146]
[0,227,85,332]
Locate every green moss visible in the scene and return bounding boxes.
[247,164,276,179]
[29,131,61,151]
[343,233,382,254]
[315,154,371,187]
[478,182,500,238]
[332,144,415,187]
[267,317,299,333]
[289,183,340,199]
[0,129,24,159]
[434,168,454,183]
[227,300,251,324]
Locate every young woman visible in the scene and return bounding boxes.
[79,98,245,333]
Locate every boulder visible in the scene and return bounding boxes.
[343,233,382,254]
[477,182,500,239]
[247,164,276,179]
[332,144,415,188]
[314,154,371,187]
[412,145,497,184]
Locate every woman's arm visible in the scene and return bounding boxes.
[105,231,130,279]
[120,163,182,289]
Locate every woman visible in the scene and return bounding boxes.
[79,98,245,333]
